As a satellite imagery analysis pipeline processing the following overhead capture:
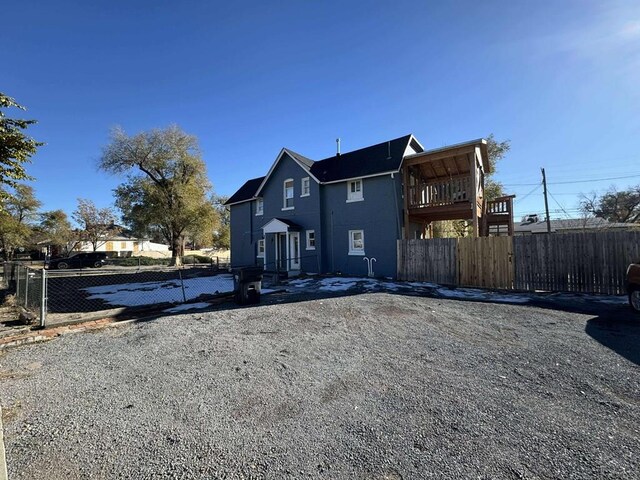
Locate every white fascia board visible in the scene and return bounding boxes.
[225,198,256,207]
[408,134,425,153]
[404,138,487,160]
[322,170,400,185]
[255,148,320,197]
[262,218,290,234]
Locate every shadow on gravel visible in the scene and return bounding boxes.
[585,312,640,366]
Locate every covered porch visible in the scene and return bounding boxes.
[262,218,302,276]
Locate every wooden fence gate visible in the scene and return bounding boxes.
[457,236,514,289]
[397,237,513,289]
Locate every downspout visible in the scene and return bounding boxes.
[330,210,335,272]
[250,202,254,266]
[392,172,401,239]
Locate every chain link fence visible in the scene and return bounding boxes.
[2,262,47,327]
[2,261,235,328]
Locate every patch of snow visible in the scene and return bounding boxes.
[317,277,373,291]
[288,278,314,287]
[83,274,234,307]
[164,302,211,313]
[436,287,530,304]
[407,281,441,289]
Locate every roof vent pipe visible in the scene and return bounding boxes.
[387,141,391,159]
[336,138,341,156]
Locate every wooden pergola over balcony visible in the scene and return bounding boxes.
[402,139,514,238]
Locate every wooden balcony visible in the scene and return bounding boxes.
[408,176,471,208]
[482,195,515,236]
[402,139,515,238]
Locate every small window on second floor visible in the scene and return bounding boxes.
[301,177,310,197]
[347,179,363,202]
[256,198,263,215]
[283,179,294,209]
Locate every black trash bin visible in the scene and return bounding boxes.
[232,267,263,305]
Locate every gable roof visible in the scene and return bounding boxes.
[284,148,315,169]
[254,148,322,197]
[225,134,424,205]
[224,176,265,206]
[309,135,420,183]
[262,217,303,233]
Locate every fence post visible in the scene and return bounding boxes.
[15,266,21,305]
[40,268,46,328]
[177,268,187,303]
[24,268,30,309]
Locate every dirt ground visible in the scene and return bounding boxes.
[0,288,638,479]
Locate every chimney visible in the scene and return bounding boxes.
[336,138,341,156]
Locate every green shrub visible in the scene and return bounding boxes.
[182,254,213,264]
[109,256,170,266]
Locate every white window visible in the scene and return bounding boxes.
[257,239,265,258]
[283,179,294,209]
[301,177,310,197]
[347,179,363,202]
[306,230,315,250]
[349,230,365,255]
[255,198,263,216]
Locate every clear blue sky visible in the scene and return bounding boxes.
[2,0,639,223]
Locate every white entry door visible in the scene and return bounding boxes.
[289,232,301,270]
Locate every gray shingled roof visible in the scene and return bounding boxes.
[224,176,265,205]
[515,217,636,234]
[310,135,414,183]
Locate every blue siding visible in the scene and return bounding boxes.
[320,174,402,278]
[230,201,264,268]
[230,156,405,278]
[259,153,323,272]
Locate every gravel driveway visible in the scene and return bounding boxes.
[0,289,638,479]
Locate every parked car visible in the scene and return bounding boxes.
[45,252,108,270]
[627,263,640,313]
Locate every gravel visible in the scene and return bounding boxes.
[0,289,638,479]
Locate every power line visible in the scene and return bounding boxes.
[548,190,574,219]
[503,173,640,187]
[514,183,542,202]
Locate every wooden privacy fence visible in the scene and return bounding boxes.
[397,231,640,295]
[396,238,457,285]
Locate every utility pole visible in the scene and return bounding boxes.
[541,168,551,233]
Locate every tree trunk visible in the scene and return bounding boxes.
[170,235,183,267]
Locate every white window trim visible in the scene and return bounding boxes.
[283,178,294,209]
[255,198,263,216]
[348,229,365,256]
[306,230,316,250]
[347,179,364,203]
[257,239,265,258]
[300,177,310,197]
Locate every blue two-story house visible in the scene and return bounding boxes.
[225,134,506,278]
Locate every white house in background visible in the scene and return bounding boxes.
[73,235,170,257]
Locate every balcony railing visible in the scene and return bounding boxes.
[408,176,471,208]
[486,195,514,216]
